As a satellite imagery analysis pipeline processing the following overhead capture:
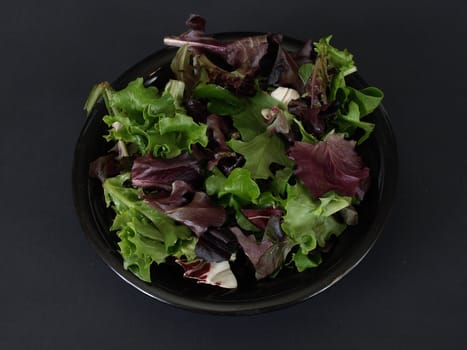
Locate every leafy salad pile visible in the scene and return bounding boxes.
[85,15,383,288]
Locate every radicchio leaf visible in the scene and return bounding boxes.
[144,181,226,236]
[288,135,370,199]
[164,15,269,75]
[131,153,200,191]
[176,259,237,289]
[195,228,238,262]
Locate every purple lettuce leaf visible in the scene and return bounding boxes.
[206,114,231,151]
[268,44,305,93]
[195,228,238,262]
[164,15,269,75]
[263,214,285,241]
[291,39,315,66]
[288,135,370,199]
[207,151,243,174]
[268,37,315,94]
[170,14,213,43]
[255,240,295,280]
[131,153,200,191]
[230,227,272,267]
[143,180,192,211]
[306,57,329,107]
[197,54,256,96]
[203,114,243,174]
[176,259,237,289]
[144,180,226,236]
[184,98,209,124]
[288,99,326,135]
[231,217,294,280]
[295,56,331,134]
[89,155,121,182]
[89,154,133,182]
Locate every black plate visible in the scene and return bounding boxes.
[72,33,398,315]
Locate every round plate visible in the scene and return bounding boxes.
[72,33,398,315]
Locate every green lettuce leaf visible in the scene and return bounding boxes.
[205,167,227,196]
[335,100,375,144]
[84,82,110,115]
[163,80,186,106]
[108,78,161,120]
[228,132,293,179]
[314,35,356,76]
[298,63,314,85]
[231,91,283,141]
[281,181,347,270]
[170,45,199,91]
[205,167,262,232]
[293,118,318,143]
[292,250,322,272]
[312,191,352,216]
[256,191,281,208]
[334,85,383,143]
[193,85,285,142]
[345,86,384,117]
[206,167,282,210]
[101,77,208,158]
[329,71,345,102]
[270,167,294,196]
[205,167,261,206]
[192,83,245,116]
[219,168,261,202]
[103,173,195,282]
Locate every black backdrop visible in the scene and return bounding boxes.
[2,1,466,349]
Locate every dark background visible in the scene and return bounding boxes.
[2,0,466,349]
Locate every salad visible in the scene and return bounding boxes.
[84,15,383,289]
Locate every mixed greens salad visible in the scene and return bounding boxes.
[85,15,383,288]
